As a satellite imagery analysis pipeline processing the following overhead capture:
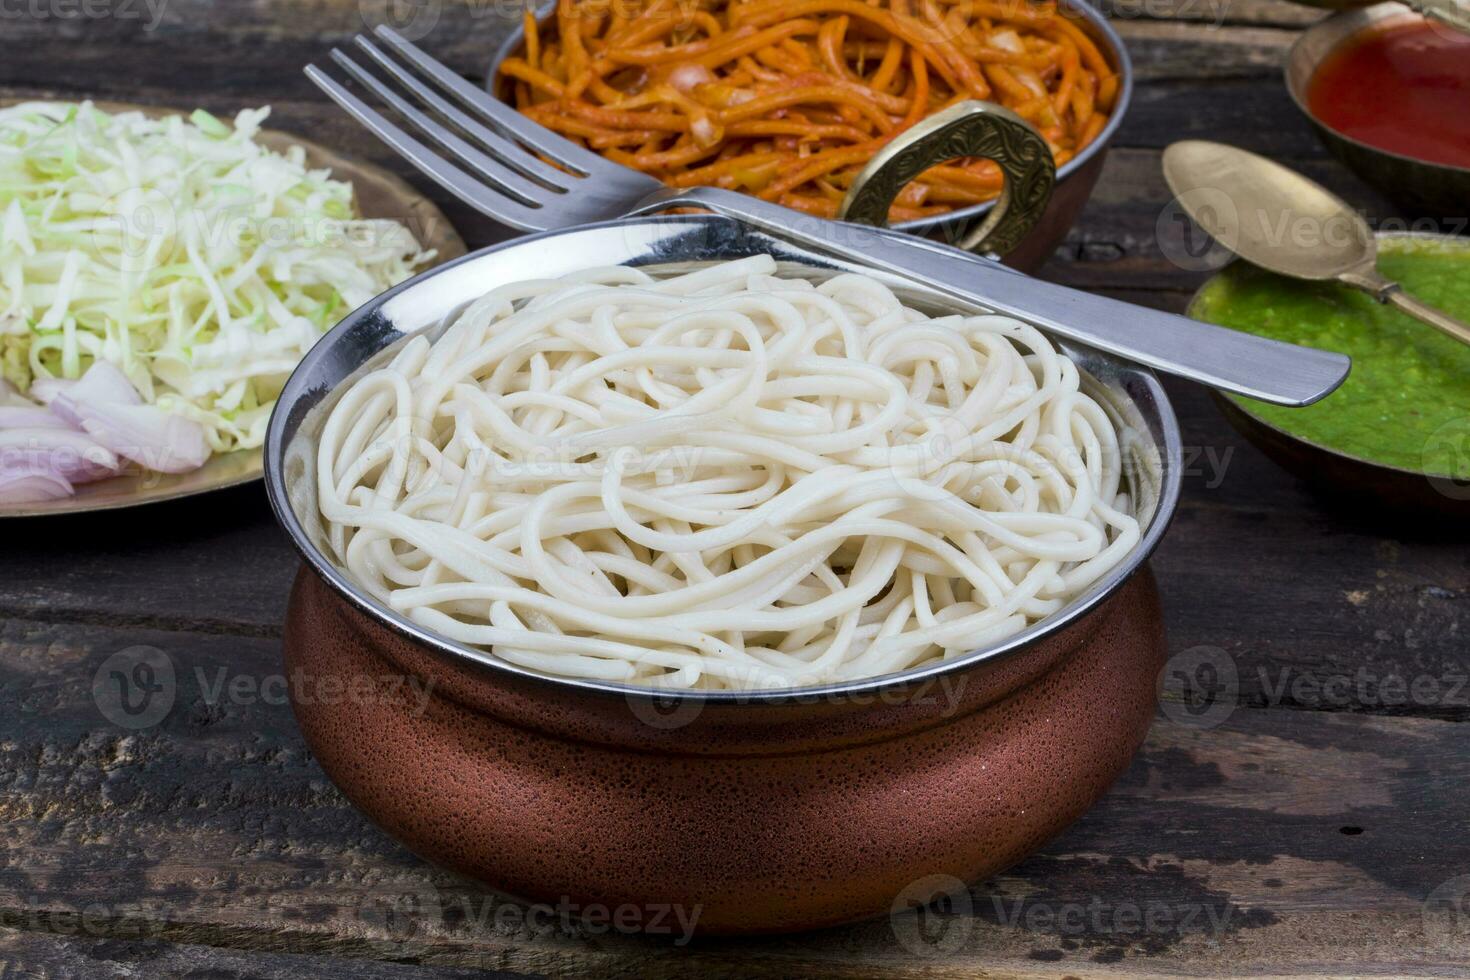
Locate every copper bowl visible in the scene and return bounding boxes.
[264,215,1182,934]
[485,1,1133,273]
[1286,4,1470,219]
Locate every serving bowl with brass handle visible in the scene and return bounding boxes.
[485,0,1128,271]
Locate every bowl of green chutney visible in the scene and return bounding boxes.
[1188,231,1470,517]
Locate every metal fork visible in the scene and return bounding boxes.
[305,26,1350,406]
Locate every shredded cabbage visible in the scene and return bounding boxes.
[0,101,433,453]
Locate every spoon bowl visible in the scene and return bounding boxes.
[1162,140,1376,281]
[1163,140,1470,348]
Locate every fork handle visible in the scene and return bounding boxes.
[656,187,1350,407]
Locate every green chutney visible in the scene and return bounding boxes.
[1192,237,1470,477]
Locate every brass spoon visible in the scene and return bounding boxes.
[1162,140,1470,348]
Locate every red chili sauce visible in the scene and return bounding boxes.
[1306,19,1470,169]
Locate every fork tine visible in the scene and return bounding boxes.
[351,36,573,193]
[329,48,550,206]
[373,25,616,177]
[304,65,550,231]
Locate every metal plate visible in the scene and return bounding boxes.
[1,101,467,518]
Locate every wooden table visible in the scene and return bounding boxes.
[3,2,1468,976]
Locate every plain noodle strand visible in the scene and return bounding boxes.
[316,256,1139,690]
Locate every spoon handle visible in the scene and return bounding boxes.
[1344,267,1470,347]
[1384,287,1470,348]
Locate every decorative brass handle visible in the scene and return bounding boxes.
[838,101,1056,258]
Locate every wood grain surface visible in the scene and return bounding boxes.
[2,1,1468,977]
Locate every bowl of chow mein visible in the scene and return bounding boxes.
[488,0,1131,270]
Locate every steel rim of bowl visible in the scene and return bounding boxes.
[1284,3,1470,178]
[264,215,1182,707]
[483,0,1134,237]
[1187,228,1468,483]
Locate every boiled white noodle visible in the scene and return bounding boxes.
[316,255,1140,690]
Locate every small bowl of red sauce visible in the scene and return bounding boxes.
[1286,3,1470,217]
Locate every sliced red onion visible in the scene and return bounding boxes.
[0,428,122,484]
[26,376,76,405]
[32,361,209,475]
[0,406,70,429]
[79,361,142,403]
[0,461,73,504]
[0,363,212,502]
[74,404,210,474]
[46,360,144,429]
[2,362,210,487]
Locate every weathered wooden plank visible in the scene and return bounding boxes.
[0,483,293,634]
[1116,79,1324,154]
[0,926,539,980]
[0,617,1468,977]
[1103,0,1324,28]
[1113,19,1299,79]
